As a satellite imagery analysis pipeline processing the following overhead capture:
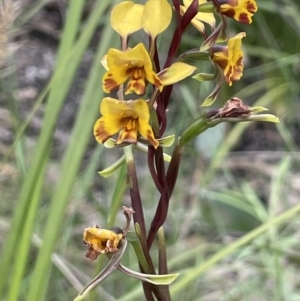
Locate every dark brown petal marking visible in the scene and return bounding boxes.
[104,77,118,92]
[247,1,257,12]
[222,8,235,18]
[85,246,101,261]
[239,12,250,24]
[236,56,243,66]
[153,76,163,88]
[215,59,228,70]
[94,123,110,143]
[126,79,146,95]
[126,67,136,76]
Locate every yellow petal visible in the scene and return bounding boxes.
[131,99,150,120]
[94,116,124,144]
[103,65,130,93]
[109,43,147,64]
[143,0,172,38]
[83,228,107,252]
[143,69,164,92]
[226,32,245,85]
[158,62,197,86]
[100,97,137,116]
[94,98,132,143]
[212,33,245,86]
[111,1,144,37]
[138,118,159,149]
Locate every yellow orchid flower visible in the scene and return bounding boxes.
[94,97,159,149]
[102,43,163,95]
[180,0,215,33]
[218,0,258,24]
[83,226,123,261]
[211,32,246,86]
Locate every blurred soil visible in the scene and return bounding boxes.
[0,1,96,160]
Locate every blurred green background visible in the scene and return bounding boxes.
[1,0,300,300]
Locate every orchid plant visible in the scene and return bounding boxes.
[74,1,279,300]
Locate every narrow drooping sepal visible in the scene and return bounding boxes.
[98,155,125,178]
[200,15,227,52]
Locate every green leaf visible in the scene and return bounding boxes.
[26,2,116,300]
[98,155,125,178]
[1,1,87,299]
[118,264,179,285]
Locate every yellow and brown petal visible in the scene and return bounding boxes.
[212,32,245,86]
[94,97,159,149]
[218,0,258,24]
[102,43,163,95]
